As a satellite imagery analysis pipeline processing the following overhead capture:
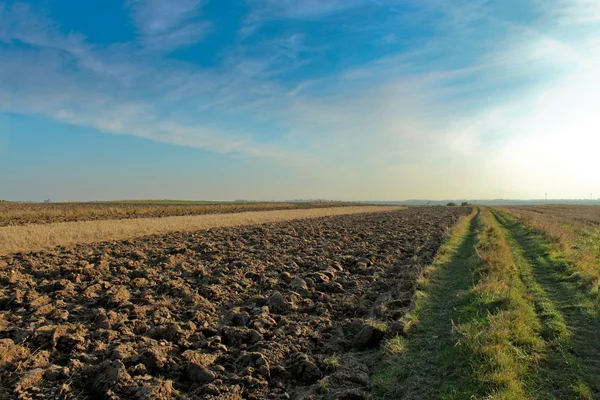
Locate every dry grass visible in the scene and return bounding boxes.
[455,208,544,399]
[504,205,600,226]
[0,201,359,227]
[0,206,402,255]
[374,207,545,399]
[499,205,600,294]
[375,206,598,399]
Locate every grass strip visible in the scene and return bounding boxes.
[372,208,480,399]
[499,206,600,297]
[373,207,546,399]
[492,209,600,399]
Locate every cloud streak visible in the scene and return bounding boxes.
[2,0,600,198]
[128,0,210,51]
[246,0,368,19]
[241,0,374,38]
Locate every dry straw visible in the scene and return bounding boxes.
[0,206,402,255]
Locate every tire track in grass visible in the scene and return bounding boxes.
[492,209,600,399]
[372,209,482,399]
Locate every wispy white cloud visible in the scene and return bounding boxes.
[417,3,600,198]
[246,0,368,20]
[545,0,600,24]
[3,0,600,198]
[0,4,314,165]
[0,53,311,166]
[0,1,529,171]
[241,0,372,38]
[127,0,210,51]
[265,0,600,197]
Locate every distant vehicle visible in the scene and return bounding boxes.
[446,202,457,207]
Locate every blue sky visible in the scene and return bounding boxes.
[2,0,600,201]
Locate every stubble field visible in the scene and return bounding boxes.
[0,202,359,227]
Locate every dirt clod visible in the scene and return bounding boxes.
[349,324,386,349]
[187,362,216,383]
[0,207,468,399]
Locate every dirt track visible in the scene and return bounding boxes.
[0,207,469,399]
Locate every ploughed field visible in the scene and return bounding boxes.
[0,207,469,399]
[0,202,357,227]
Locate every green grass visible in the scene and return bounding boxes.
[503,207,600,295]
[372,207,576,399]
[448,209,546,400]
[371,207,600,399]
[372,208,483,399]
[323,355,342,371]
[492,209,600,399]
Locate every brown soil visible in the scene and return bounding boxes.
[0,202,360,227]
[0,207,469,399]
[0,206,400,257]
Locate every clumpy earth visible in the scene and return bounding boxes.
[0,202,359,227]
[0,207,469,399]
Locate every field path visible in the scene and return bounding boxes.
[0,205,401,255]
[373,208,481,399]
[492,209,600,399]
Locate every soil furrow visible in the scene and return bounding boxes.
[0,207,469,399]
[0,206,401,256]
[0,202,363,227]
